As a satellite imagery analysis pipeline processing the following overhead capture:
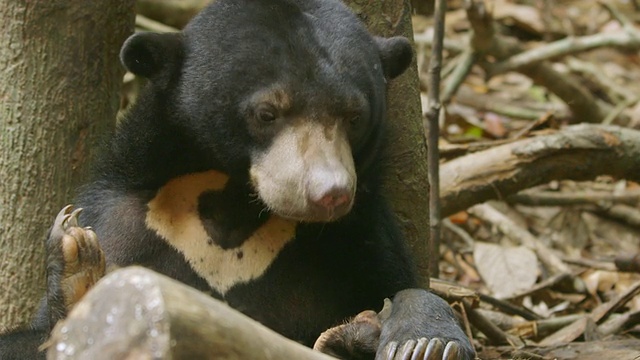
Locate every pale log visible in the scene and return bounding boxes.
[46,267,336,360]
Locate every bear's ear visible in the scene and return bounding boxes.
[374,36,413,80]
[120,32,184,81]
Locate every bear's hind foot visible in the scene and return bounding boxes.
[46,205,105,325]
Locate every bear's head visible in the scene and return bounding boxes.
[120,0,413,223]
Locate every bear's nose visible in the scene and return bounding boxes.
[306,166,354,213]
[313,188,351,210]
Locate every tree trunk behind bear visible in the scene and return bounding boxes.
[343,0,431,286]
[0,1,135,329]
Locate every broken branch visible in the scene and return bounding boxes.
[441,124,640,217]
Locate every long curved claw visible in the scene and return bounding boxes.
[63,207,83,228]
[50,205,73,241]
[442,341,460,360]
[378,341,399,360]
[398,339,416,360]
[424,338,445,360]
[379,338,466,360]
[410,338,428,360]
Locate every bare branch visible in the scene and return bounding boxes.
[490,31,640,76]
[424,0,447,279]
[441,50,478,103]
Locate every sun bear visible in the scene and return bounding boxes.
[0,0,474,359]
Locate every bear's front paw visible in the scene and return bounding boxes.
[46,205,105,324]
[377,337,463,360]
[376,289,475,360]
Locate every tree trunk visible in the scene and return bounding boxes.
[0,1,135,329]
[343,0,431,286]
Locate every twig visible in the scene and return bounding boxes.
[508,272,586,299]
[602,95,640,125]
[478,293,542,321]
[490,31,640,76]
[591,203,640,228]
[597,309,640,336]
[511,350,548,360]
[600,1,635,31]
[452,86,563,120]
[424,0,446,279]
[539,281,640,346]
[442,218,475,249]
[442,50,477,103]
[465,300,524,347]
[591,281,640,322]
[510,113,556,139]
[453,301,475,348]
[511,314,584,339]
[507,189,640,207]
[430,278,479,303]
[567,57,635,103]
[562,256,617,272]
[439,137,518,160]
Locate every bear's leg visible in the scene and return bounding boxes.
[45,205,106,326]
[0,206,105,360]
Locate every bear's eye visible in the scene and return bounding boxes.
[256,107,277,123]
[348,115,361,126]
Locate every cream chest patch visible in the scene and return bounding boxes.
[145,170,296,295]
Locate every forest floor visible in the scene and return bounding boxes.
[412,0,640,359]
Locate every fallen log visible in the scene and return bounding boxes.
[441,124,640,217]
[46,266,335,360]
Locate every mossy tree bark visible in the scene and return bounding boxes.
[0,1,135,329]
[343,0,431,287]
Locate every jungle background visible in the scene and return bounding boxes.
[1,0,640,359]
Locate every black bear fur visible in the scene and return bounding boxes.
[0,0,474,359]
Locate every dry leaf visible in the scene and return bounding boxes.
[473,242,539,298]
